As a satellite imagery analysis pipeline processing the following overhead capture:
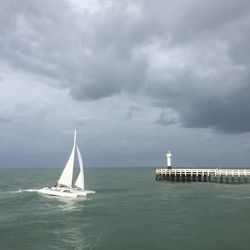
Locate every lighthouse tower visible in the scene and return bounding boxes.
[166,151,172,169]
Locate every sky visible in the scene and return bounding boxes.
[1,0,250,168]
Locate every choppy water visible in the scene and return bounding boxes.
[0,167,250,250]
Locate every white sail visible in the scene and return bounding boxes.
[74,145,85,190]
[57,131,77,187]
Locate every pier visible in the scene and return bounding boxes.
[155,168,250,183]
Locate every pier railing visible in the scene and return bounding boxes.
[155,168,250,183]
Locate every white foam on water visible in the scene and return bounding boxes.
[9,189,39,193]
[218,195,250,200]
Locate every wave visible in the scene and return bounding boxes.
[8,189,39,193]
[218,195,250,200]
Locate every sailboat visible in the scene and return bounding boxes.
[38,130,95,198]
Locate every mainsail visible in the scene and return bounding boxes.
[57,131,77,187]
[74,145,85,190]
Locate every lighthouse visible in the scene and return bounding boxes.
[166,151,172,169]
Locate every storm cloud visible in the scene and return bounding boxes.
[1,0,250,167]
[1,0,250,134]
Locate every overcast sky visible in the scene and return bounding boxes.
[1,0,250,168]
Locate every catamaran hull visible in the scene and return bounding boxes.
[71,189,95,196]
[38,188,78,198]
[37,187,95,198]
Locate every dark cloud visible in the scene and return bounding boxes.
[126,105,141,119]
[0,117,13,124]
[1,0,250,134]
[147,57,250,133]
[181,83,250,133]
[154,110,178,126]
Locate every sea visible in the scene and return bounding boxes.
[0,167,250,250]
